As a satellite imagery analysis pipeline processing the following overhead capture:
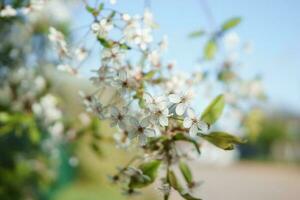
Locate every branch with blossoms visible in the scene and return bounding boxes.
[47,1,246,199]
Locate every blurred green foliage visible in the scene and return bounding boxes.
[241,109,300,163]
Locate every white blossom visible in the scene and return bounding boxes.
[143,9,155,27]
[32,94,62,124]
[57,64,77,75]
[169,90,194,116]
[48,27,69,56]
[223,32,240,50]
[75,47,87,61]
[110,106,129,129]
[109,0,117,5]
[144,93,170,127]
[0,5,17,17]
[134,27,153,50]
[101,47,124,65]
[183,109,208,137]
[128,117,157,145]
[159,35,168,52]
[90,65,114,87]
[110,69,137,93]
[48,122,64,140]
[147,50,160,67]
[91,19,113,37]
[79,91,107,119]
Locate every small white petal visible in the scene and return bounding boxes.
[143,93,153,104]
[175,103,186,116]
[159,116,168,127]
[144,128,156,137]
[169,94,181,103]
[197,121,209,134]
[183,117,192,128]
[189,124,198,138]
[162,108,169,115]
[187,108,196,118]
[118,70,127,81]
[110,106,119,117]
[140,116,151,127]
[129,117,139,127]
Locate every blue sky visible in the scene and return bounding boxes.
[73,0,300,113]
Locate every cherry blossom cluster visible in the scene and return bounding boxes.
[0,0,45,17]
[47,1,246,199]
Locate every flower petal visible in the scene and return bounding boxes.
[110,106,119,117]
[159,116,168,127]
[183,117,192,128]
[176,103,186,116]
[189,124,198,138]
[140,116,151,127]
[169,94,180,103]
[144,128,156,137]
[197,121,209,134]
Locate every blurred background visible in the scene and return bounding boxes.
[0,0,299,200]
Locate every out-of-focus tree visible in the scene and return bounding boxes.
[0,1,103,199]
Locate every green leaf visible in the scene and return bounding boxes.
[181,193,202,200]
[143,70,157,80]
[108,11,116,20]
[139,160,161,180]
[168,170,182,191]
[173,133,201,154]
[85,5,95,14]
[221,17,241,31]
[168,170,202,200]
[97,37,113,48]
[129,160,161,188]
[188,30,205,38]
[201,94,225,125]
[119,43,131,50]
[201,131,245,150]
[98,3,104,12]
[204,40,217,60]
[179,160,193,184]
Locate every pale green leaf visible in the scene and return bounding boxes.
[189,30,205,38]
[204,40,217,60]
[201,94,225,125]
[179,160,193,184]
[222,17,241,31]
[201,131,245,150]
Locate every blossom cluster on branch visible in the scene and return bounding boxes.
[45,1,249,199]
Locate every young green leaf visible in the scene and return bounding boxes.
[188,30,205,38]
[201,131,245,150]
[139,159,161,181]
[85,5,95,14]
[168,170,182,191]
[179,160,193,184]
[204,40,217,60]
[97,37,113,48]
[143,70,157,80]
[119,43,131,50]
[221,17,241,31]
[201,94,225,125]
[98,3,104,12]
[129,160,160,188]
[181,192,202,200]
